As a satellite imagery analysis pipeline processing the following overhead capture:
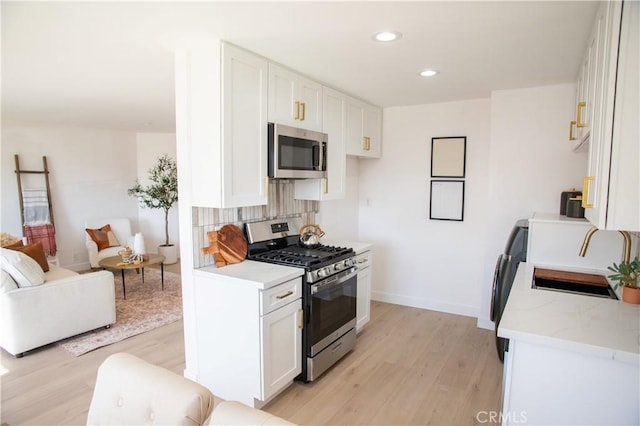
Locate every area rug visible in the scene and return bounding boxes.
[57,268,182,356]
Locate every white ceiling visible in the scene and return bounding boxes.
[2,1,599,133]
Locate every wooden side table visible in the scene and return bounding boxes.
[98,254,165,299]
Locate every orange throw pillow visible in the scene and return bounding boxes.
[86,225,111,251]
[86,224,120,251]
[6,241,50,272]
[4,241,24,249]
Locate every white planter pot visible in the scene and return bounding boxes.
[158,244,178,265]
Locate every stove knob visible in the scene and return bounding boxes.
[344,259,353,268]
[334,263,342,271]
[317,268,328,278]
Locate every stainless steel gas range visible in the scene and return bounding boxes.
[245,217,357,382]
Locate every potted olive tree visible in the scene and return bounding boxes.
[607,257,640,304]
[128,154,179,264]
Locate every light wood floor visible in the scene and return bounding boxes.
[1,262,503,426]
[264,302,503,425]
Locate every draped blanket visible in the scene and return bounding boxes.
[22,188,50,225]
[24,224,57,256]
[21,187,57,256]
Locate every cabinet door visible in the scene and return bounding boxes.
[260,299,302,401]
[356,265,371,332]
[346,98,365,156]
[583,1,623,229]
[294,86,347,200]
[363,104,382,158]
[573,9,601,150]
[222,44,269,207]
[346,97,382,158]
[605,0,639,232]
[268,63,297,127]
[268,64,323,131]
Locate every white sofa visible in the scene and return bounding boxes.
[85,218,135,269]
[0,250,116,357]
[88,353,294,425]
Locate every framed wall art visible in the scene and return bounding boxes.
[429,180,465,221]
[431,136,466,178]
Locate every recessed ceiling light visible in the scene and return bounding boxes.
[419,69,439,77]
[373,31,402,42]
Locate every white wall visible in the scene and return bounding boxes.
[1,125,140,270]
[358,98,492,317]
[349,83,588,323]
[135,133,179,254]
[477,83,588,328]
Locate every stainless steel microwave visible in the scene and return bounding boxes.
[268,123,327,179]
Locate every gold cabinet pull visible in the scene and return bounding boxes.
[569,121,577,141]
[324,178,329,194]
[362,136,367,150]
[294,101,300,120]
[582,176,595,208]
[265,177,270,197]
[276,290,293,299]
[576,102,587,128]
[298,309,304,329]
[300,102,306,121]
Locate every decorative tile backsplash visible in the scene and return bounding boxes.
[192,179,318,268]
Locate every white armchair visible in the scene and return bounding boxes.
[85,218,135,269]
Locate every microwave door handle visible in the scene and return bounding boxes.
[313,144,320,169]
[321,142,327,171]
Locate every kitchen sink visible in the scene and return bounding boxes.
[532,268,618,299]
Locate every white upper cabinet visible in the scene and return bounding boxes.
[346,96,382,158]
[268,63,323,132]
[175,42,268,208]
[583,1,638,232]
[295,86,347,200]
[571,21,598,150]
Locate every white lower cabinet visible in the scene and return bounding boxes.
[501,340,639,425]
[355,250,372,332]
[260,298,302,399]
[193,273,302,408]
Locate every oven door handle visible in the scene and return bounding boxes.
[311,267,358,294]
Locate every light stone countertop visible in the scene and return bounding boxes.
[194,260,303,290]
[498,262,640,364]
[194,241,371,288]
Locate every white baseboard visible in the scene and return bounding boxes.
[476,316,495,330]
[371,290,480,319]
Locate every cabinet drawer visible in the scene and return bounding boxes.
[260,278,302,315]
[355,251,371,270]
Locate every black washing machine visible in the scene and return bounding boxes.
[490,219,528,362]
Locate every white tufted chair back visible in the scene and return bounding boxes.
[87,353,214,426]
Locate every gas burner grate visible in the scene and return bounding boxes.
[248,244,354,269]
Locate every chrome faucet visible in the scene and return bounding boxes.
[579,226,632,264]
